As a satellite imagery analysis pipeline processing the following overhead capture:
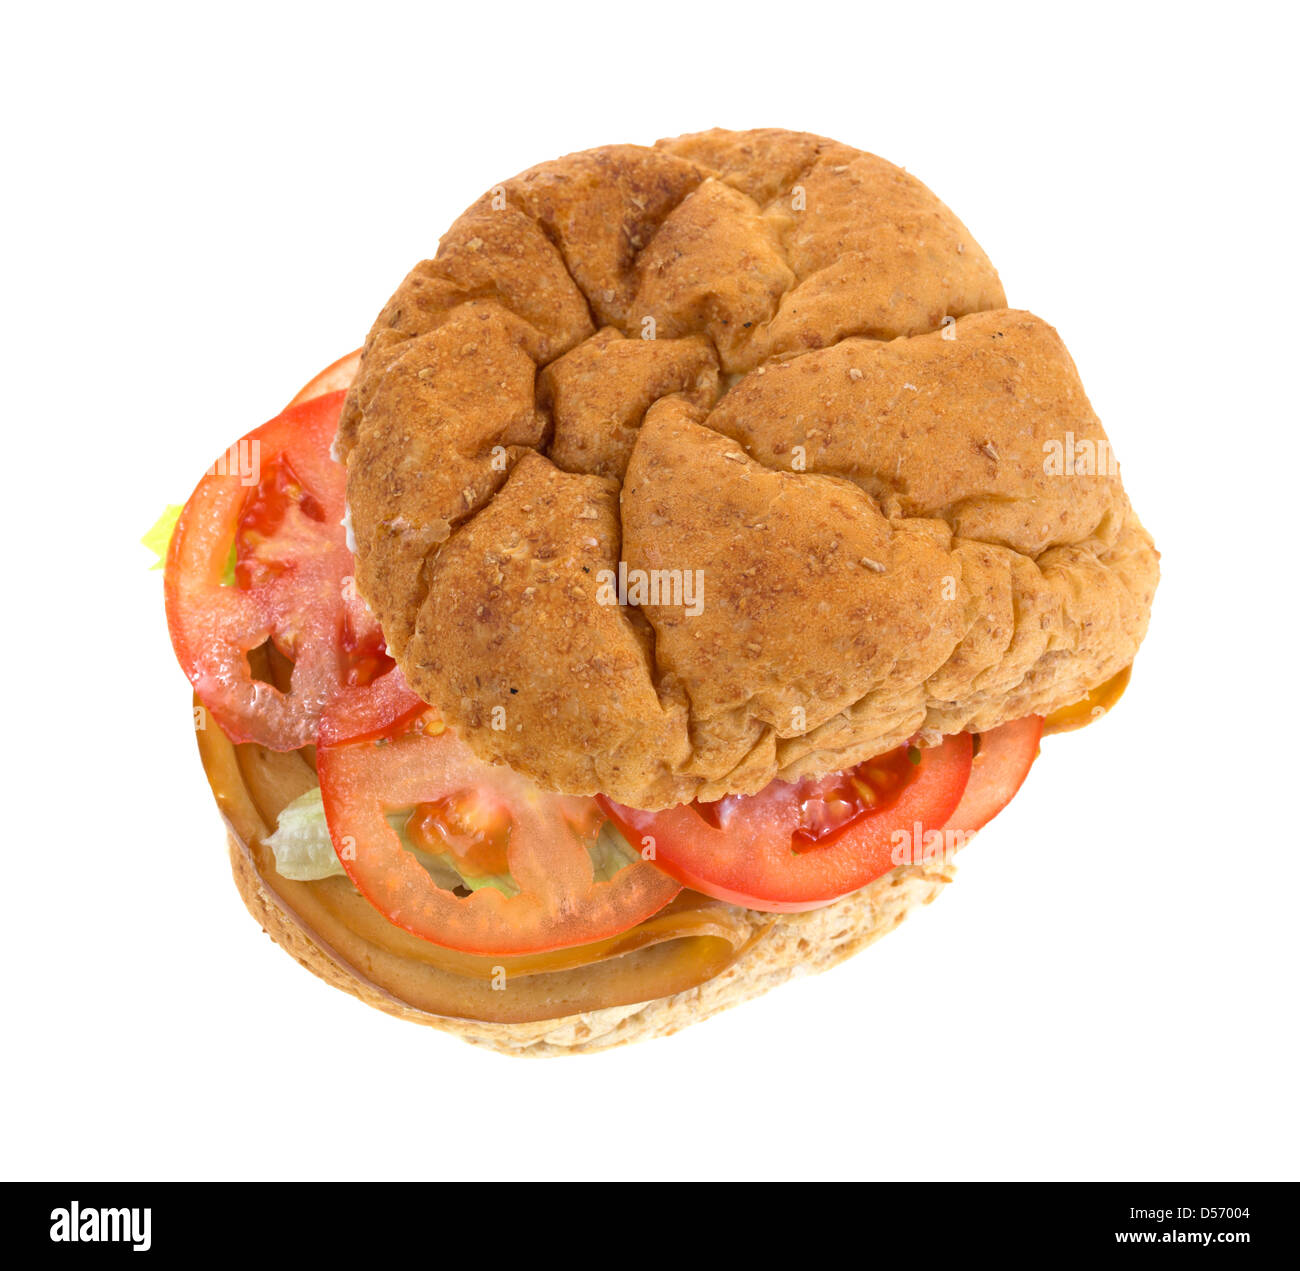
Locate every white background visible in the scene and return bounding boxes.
[3,1,1296,1182]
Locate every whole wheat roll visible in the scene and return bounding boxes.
[338,128,1158,811]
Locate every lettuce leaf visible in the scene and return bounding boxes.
[590,820,641,881]
[141,505,183,570]
[265,787,347,881]
[143,503,238,584]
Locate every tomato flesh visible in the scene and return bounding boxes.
[234,454,327,591]
[600,734,974,913]
[317,721,682,955]
[795,746,917,847]
[285,348,362,411]
[165,391,421,750]
[944,716,1043,834]
[406,790,515,879]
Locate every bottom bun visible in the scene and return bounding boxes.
[230,831,956,1057]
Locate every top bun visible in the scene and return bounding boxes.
[338,128,1158,810]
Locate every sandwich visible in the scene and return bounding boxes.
[156,128,1159,1055]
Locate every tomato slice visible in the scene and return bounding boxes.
[316,722,682,955]
[945,716,1043,833]
[165,391,422,750]
[285,348,362,409]
[599,734,974,913]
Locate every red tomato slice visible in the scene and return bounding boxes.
[944,716,1043,833]
[316,723,682,955]
[599,734,974,913]
[285,348,362,409]
[165,391,421,750]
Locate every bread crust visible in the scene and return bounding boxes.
[339,128,1158,810]
[228,828,954,1057]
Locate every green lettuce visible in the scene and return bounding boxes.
[265,787,347,881]
[141,505,183,570]
[590,820,641,881]
[142,503,236,584]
